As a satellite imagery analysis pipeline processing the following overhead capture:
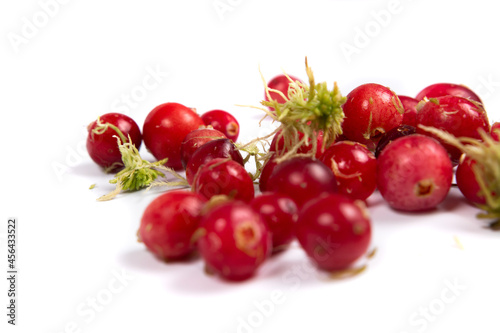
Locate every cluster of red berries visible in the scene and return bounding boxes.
[86,73,497,282]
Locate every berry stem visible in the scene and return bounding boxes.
[97,136,188,201]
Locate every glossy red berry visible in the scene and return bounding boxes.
[180,127,226,168]
[319,141,377,201]
[250,193,298,253]
[415,83,482,104]
[491,122,500,141]
[266,157,338,208]
[258,156,279,193]
[398,95,419,127]
[197,201,271,281]
[86,113,142,171]
[295,193,371,271]
[270,130,325,158]
[455,156,497,206]
[143,103,204,170]
[415,95,490,163]
[265,74,303,105]
[342,83,404,150]
[193,158,255,202]
[185,138,244,185]
[139,190,206,261]
[201,110,240,142]
[377,134,453,211]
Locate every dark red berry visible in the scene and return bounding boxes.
[295,193,371,271]
[250,193,298,253]
[415,83,482,104]
[86,113,142,171]
[143,103,204,170]
[193,158,255,202]
[374,124,416,158]
[197,201,271,281]
[416,95,490,163]
[270,130,325,158]
[258,155,279,193]
[265,74,303,105]
[398,95,419,127]
[180,127,226,168]
[319,141,377,201]
[456,156,497,206]
[266,157,338,208]
[342,83,404,150]
[185,138,244,185]
[139,190,206,261]
[201,110,240,142]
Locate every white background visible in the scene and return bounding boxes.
[2,0,500,332]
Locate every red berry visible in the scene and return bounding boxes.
[201,110,240,142]
[265,74,303,105]
[398,95,419,127]
[456,156,497,206]
[180,127,226,168]
[491,122,500,141]
[342,83,404,150]
[250,193,298,253]
[377,134,453,211]
[270,130,325,158]
[266,157,338,208]
[374,124,416,158]
[258,156,279,192]
[185,138,244,185]
[197,201,271,281]
[415,83,482,104]
[142,103,204,170]
[295,193,371,271]
[139,190,206,261]
[415,95,490,163]
[86,113,142,171]
[319,141,377,201]
[193,158,255,202]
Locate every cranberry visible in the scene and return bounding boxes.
[193,158,255,202]
[180,127,226,168]
[491,122,500,141]
[201,110,240,142]
[342,83,404,150]
[266,157,338,208]
[415,83,482,104]
[142,103,204,170]
[319,141,377,201]
[416,95,490,163]
[86,113,142,171]
[258,155,279,192]
[456,156,496,206]
[185,138,244,185]
[197,201,271,281]
[374,124,416,158]
[295,193,371,271]
[250,193,298,253]
[377,134,453,211]
[139,190,206,261]
[270,130,325,158]
[398,95,419,127]
[265,74,303,105]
